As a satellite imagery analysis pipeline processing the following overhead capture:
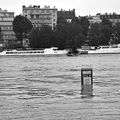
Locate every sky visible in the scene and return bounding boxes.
[0,0,120,16]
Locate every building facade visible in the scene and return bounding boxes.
[100,13,120,25]
[22,5,57,30]
[57,9,76,22]
[88,15,102,24]
[0,8,16,47]
[88,13,120,25]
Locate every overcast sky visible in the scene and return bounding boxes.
[0,0,120,16]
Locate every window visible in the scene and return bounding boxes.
[30,10,34,13]
[36,10,39,13]
[24,10,27,13]
[102,46,109,49]
[111,46,118,48]
[46,10,50,13]
[31,15,34,19]
[53,10,56,13]
[36,15,39,18]
[7,27,10,30]
[41,10,45,13]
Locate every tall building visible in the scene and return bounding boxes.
[57,9,76,22]
[0,8,16,47]
[22,5,57,30]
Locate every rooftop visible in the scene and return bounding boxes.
[0,8,14,14]
[22,5,57,9]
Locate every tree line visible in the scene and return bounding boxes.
[13,15,120,49]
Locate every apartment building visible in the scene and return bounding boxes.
[88,13,120,25]
[88,15,102,24]
[0,8,16,47]
[22,5,57,30]
[100,13,120,25]
[57,9,76,22]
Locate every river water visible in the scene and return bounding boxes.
[0,54,120,120]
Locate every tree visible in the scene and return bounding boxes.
[79,17,90,37]
[112,23,120,44]
[100,18,113,45]
[13,15,33,45]
[101,18,112,26]
[71,17,80,24]
[29,25,55,48]
[52,30,66,49]
[0,27,1,42]
[29,28,40,48]
[39,25,53,48]
[89,23,101,46]
[57,16,68,25]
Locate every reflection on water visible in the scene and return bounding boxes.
[81,85,93,98]
[0,54,120,120]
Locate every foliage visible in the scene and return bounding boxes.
[89,18,113,46]
[29,18,84,49]
[13,15,33,42]
[89,23,101,46]
[57,16,68,25]
[28,16,120,49]
[100,18,113,45]
[79,17,90,36]
[113,23,120,44]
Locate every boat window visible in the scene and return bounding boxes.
[97,47,101,49]
[37,51,43,53]
[5,50,45,54]
[53,49,57,51]
[102,46,109,49]
[27,52,30,53]
[9,52,13,54]
[6,52,10,54]
[13,52,17,54]
[111,46,118,48]
[40,51,44,53]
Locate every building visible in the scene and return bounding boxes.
[0,8,16,47]
[88,15,102,24]
[57,9,76,22]
[88,13,120,25]
[22,5,57,30]
[100,13,120,25]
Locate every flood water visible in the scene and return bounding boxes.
[0,54,120,120]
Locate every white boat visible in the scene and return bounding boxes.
[88,44,120,54]
[0,47,67,56]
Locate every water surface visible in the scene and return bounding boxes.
[0,54,120,120]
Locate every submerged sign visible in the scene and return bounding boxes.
[81,68,93,86]
[81,67,93,97]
